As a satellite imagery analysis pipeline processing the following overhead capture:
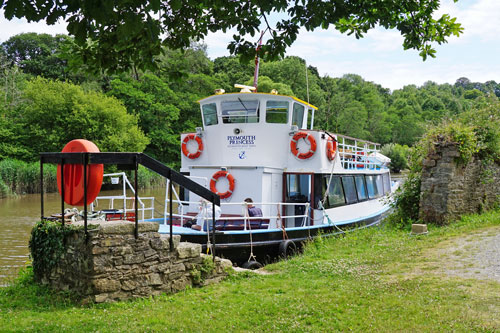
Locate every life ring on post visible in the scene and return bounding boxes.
[210,170,235,199]
[326,137,337,161]
[290,131,317,159]
[182,134,203,159]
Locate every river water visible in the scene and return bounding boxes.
[0,187,168,284]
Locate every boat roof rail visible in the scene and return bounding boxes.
[329,132,381,147]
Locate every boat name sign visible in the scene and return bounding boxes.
[226,135,256,147]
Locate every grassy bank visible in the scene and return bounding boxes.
[1,210,499,331]
[0,159,164,198]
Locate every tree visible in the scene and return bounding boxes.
[1,33,72,80]
[1,0,462,74]
[13,77,149,160]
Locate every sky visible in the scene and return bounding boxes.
[0,0,499,91]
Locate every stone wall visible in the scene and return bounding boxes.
[420,141,500,224]
[38,221,232,303]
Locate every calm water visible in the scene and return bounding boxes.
[0,188,168,284]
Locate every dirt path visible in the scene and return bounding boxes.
[426,226,500,282]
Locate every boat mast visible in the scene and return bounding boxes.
[253,31,265,92]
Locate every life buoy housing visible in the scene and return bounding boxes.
[210,170,235,199]
[290,131,317,159]
[182,134,203,159]
[56,139,104,206]
[326,137,337,161]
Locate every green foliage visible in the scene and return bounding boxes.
[380,143,409,173]
[0,33,73,81]
[29,221,81,281]
[14,77,149,160]
[2,1,462,74]
[137,165,164,189]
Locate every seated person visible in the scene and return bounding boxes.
[244,198,263,217]
[191,199,221,231]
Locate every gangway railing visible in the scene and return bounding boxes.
[39,152,220,255]
[90,172,155,221]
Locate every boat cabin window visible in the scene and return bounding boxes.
[221,99,259,124]
[323,175,345,208]
[366,175,382,199]
[376,175,384,196]
[202,103,218,126]
[354,175,368,201]
[292,103,305,128]
[266,100,289,123]
[342,176,358,204]
[382,173,391,194]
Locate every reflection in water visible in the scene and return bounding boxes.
[0,187,168,284]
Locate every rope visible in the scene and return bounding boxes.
[277,203,288,240]
[245,202,257,262]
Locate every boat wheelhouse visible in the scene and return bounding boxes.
[152,85,396,265]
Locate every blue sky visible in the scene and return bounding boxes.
[1,0,498,91]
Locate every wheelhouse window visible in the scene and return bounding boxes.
[266,100,289,123]
[292,103,305,128]
[202,103,218,126]
[221,99,259,123]
[342,176,358,204]
[307,108,314,129]
[324,175,345,208]
[355,175,368,201]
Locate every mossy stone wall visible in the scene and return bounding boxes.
[34,221,231,303]
[420,142,500,224]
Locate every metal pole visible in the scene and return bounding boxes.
[169,179,173,251]
[83,153,88,239]
[60,159,65,226]
[212,198,216,262]
[134,156,139,238]
[40,159,44,221]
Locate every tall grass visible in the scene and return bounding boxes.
[0,159,57,195]
[0,159,165,197]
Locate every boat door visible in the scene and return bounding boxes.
[284,173,312,227]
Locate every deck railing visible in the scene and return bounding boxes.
[334,134,385,170]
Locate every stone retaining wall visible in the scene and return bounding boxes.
[39,221,231,303]
[420,141,500,224]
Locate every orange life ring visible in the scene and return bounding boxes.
[182,134,203,159]
[56,139,104,206]
[326,137,337,161]
[290,131,317,159]
[210,171,235,199]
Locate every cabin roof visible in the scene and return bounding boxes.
[197,92,318,110]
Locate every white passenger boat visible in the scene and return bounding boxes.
[141,84,397,267]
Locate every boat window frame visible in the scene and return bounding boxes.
[354,175,368,202]
[220,99,260,124]
[341,175,358,205]
[292,103,305,129]
[265,100,290,124]
[201,102,218,126]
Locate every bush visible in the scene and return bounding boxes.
[0,159,57,195]
[380,143,408,173]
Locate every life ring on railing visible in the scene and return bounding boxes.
[182,134,203,159]
[290,131,317,159]
[326,137,337,161]
[210,171,235,199]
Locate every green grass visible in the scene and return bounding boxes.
[1,210,499,332]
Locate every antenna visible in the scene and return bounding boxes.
[305,61,310,104]
[253,31,265,92]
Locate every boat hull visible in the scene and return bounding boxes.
[158,207,390,265]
